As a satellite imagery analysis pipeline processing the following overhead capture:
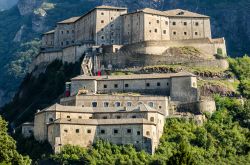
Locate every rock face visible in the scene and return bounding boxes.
[17,0,43,15]
[13,25,26,42]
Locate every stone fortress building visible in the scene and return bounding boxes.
[23,5,221,154]
[22,72,216,153]
[31,5,227,72]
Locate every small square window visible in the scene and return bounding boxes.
[67,30,69,34]
[167,82,169,86]
[157,82,161,86]
[111,17,113,20]
[101,36,105,40]
[100,129,105,134]
[101,12,104,15]
[116,116,121,119]
[101,20,104,23]
[155,29,158,33]
[76,129,80,133]
[184,32,187,35]
[103,116,108,119]
[146,83,150,87]
[163,30,166,34]
[127,102,132,107]
[149,22,151,24]
[127,129,132,133]
[195,22,199,26]
[104,102,109,107]
[146,131,150,136]
[101,28,104,31]
[67,116,70,118]
[132,116,137,118]
[114,84,118,88]
[173,22,176,25]
[104,84,107,88]
[78,116,82,119]
[87,129,91,134]
[157,20,160,23]
[125,84,129,88]
[61,31,63,34]
[64,129,68,133]
[92,102,97,107]
[137,131,140,135]
[184,22,187,26]
[114,129,119,134]
[159,106,162,109]
[115,102,121,107]
[165,21,168,25]
[195,32,198,35]
[173,31,177,35]
[149,30,152,33]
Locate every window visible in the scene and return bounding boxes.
[149,22,151,24]
[64,129,68,133]
[157,20,160,23]
[132,115,137,118]
[165,21,168,25]
[167,82,169,86]
[163,30,166,34]
[67,116,70,118]
[101,12,104,15]
[103,84,107,88]
[61,42,63,46]
[113,129,119,134]
[128,32,130,35]
[148,102,154,108]
[150,117,155,122]
[125,84,129,88]
[155,29,158,33]
[184,22,187,26]
[114,84,118,88]
[127,102,132,107]
[101,20,104,23]
[173,31,177,35]
[159,106,162,109]
[111,24,113,28]
[103,116,107,119]
[101,36,105,40]
[101,28,104,31]
[146,131,150,136]
[100,129,105,134]
[89,117,93,119]
[115,102,121,107]
[67,30,69,34]
[87,129,91,134]
[146,83,150,87]
[111,17,113,20]
[137,131,141,135]
[61,31,63,34]
[72,40,75,44]
[116,116,121,119]
[184,32,187,35]
[195,22,199,26]
[127,129,132,134]
[195,32,198,35]
[66,41,69,45]
[172,22,176,25]
[157,82,161,86]
[104,102,109,107]
[49,118,53,122]
[78,116,82,119]
[72,30,74,33]
[76,129,80,133]
[92,102,97,107]
[149,30,152,33]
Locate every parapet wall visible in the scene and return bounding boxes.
[29,44,92,72]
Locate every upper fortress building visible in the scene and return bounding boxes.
[42,6,212,48]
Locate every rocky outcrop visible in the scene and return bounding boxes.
[13,25,26,42]
[17,0,43,15]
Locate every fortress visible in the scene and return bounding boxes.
[22,6,223,154]
[30,5,227,72]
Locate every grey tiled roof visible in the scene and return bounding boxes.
[57,16,81,24]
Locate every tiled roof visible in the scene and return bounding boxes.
[38,103,160,114]
[72,72,196,81]
[164,9,209,18]
[95,5,127,10]
[57,16,81,24]
[43,30,55,35]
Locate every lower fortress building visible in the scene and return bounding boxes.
[22,72,216,153]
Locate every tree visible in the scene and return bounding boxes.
[0,116,31,165]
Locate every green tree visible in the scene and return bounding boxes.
[0,116,31,165]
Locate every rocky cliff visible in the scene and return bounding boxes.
[0,0,249,106]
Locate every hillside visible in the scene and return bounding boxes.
[0,0,250,106]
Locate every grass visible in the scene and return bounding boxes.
[198,79,240,92]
